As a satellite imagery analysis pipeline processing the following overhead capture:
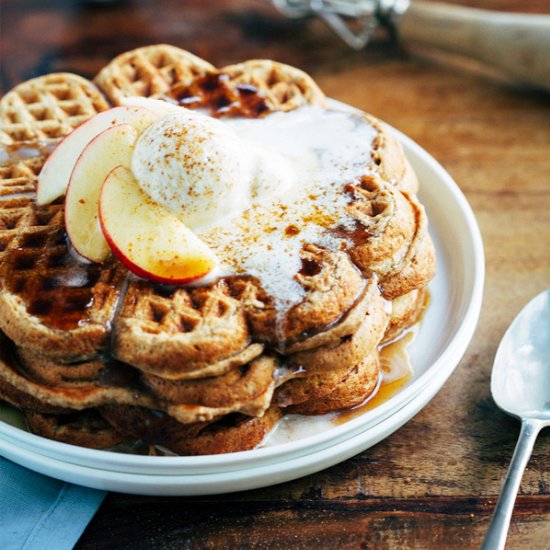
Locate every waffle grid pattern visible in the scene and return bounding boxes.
[0,74,108,146]
[94,45,215,104]
[0,199,118,331]
[0,157,43,196]
[220,60,326,111]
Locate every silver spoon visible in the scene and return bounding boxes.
[482,289,550,550]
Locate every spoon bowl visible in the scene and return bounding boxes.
[491,288,550,420]
[482,288,550,550]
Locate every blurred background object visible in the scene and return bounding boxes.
[270,0,550,91]
[2,0,550,94]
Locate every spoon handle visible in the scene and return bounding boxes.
[481,419,543,550]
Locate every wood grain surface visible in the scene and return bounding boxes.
[1,1,550,548]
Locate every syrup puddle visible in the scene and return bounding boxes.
[332,373,412,426]
[332,330,415,425]
[0,401,27,431]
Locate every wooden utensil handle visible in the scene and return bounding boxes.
[398,0,550,90]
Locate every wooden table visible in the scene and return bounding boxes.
[2,1,549,548]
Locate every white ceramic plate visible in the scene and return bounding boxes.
[0,123,484,493]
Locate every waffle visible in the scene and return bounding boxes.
[146,355,277,423]
[0,45,435,454]
[345,175,434,300]
[211,59,326,112]
[0,196,125,362]
[113,279,265,379]
[0,73,108,147]
[0,334,157,411]
[17,347,107,388]
[287,351,380,415]
[276,280,387,407]
[382,288,427,345]
[366,114,419,195]
[159,407,283,455]
[0,157,43,197]
[94,45,215,106]
[99,405,283,455]
[25,409,132,450]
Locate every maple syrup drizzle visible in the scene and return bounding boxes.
[168,72,271,118]
[334,373,413,426]
[332,290,431,426]
[4,238,102,331]
[332,331,415,426]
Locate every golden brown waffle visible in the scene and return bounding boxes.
[227,245,368,354]
[287,352,380,415]
[94,45,325,115]
[0,324,280,450]
[0,197,35,262]
[0,198,124,362]
[0,369,69,414]
[113,280,264,380]
[382,288,427,345]
[365,114,419,195]
[345,174,435,300]
[219,59,326,111]
[0,46,436,454]
[0,335,157,412]
[163,407,283,455]
[16,346,107,388]
[99,405,283,455]
[0,157,43,197]
[94,45,215,106]
[144,355,276,423]
[0,73,108,147]
[25,409,132,450]
[276,290,387,407]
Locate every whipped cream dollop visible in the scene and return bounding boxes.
[132,112,248,229]
[126,98,379,309]
[132,108,298,230]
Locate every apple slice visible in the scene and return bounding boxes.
[37,105,158,205]
[99,166,218,283]
[65,124,138,263]
[120,96,181,117]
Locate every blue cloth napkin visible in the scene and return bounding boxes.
[0,457,106,550]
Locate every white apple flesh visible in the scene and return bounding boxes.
[120,97,181,117]
[65,124,138,263]
[37,105,158,205]
[99,166,218,283]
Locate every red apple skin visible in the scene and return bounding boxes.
[65,124,137,263]
[98,166,217,284]
[100,216,215,285]
[37,105,158,205]
[101,234,211,285]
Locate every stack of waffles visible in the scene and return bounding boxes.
[0,45,435,455]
